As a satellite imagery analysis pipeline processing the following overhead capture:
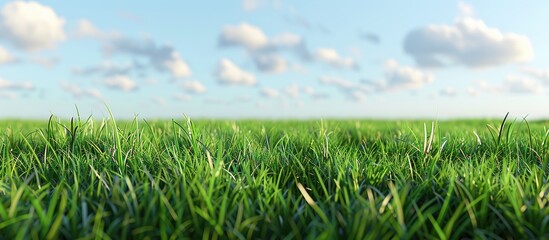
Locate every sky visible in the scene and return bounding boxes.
[0,0,548,119]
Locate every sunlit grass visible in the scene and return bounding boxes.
[0,114,549,239]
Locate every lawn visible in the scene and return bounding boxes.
[0,115,548,239]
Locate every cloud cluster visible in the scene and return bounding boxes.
[439,87,457,97]
[181,80,207,94]
[381,60,434,91]
[60,81,102,99]
[216,58,256,85]
[219,23,312,74]
[504,76,542,94]
[260,87,279,98]
[74,20,119,40]
[469,76,544,95]
[0,46,13,64]
[73,61,143,77]
[0,77,33,90]
[259,84,323,102]
[104,75,137,91]
[315,48,357,70]
[404,17,533,68]
[0,1,65,51]
[76,20,191,79]
[319,76,368,101]
[521,67,549,84]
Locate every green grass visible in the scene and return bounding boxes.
[1,115,549,239]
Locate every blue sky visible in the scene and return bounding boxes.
[0,1,548,119]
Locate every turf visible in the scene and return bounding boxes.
[0,115,548,239]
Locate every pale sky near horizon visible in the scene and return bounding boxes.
[0,1,548,120]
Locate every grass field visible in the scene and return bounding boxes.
[1,114,549,239]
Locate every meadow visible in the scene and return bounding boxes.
[0,114,548,239]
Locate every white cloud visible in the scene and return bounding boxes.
[0,91,16,99]
[458,2,474,16]
[404,17,533,68]
[174,93,192,102]
[31,56,59,68]
[74,19,119,40]
[382,60,434,91]
[253,54,287,73]
[350,91,366,102]
[105,38,191,78]
[73,61,138,77]
[504,76,542,94]
[181,80,206,94]
[474,80,504,94]
[319,76,355,90]
[150,96,167,106]
[260,87,279,98]
[466,87,479,97]
[77,20,191,79]
[319,76,369,101]
[219,23,269,50]
[269,33,303,49]
[285,84,300,98]
[60,81,102,99]
[0,1,65,51]
[302,86,314,95]
[163,52,191,78]
[315,48,357,70]
[0,46,13,64]
[521,67,549,84]
[104,75,137,91]
[242,0,264,11]
[218,23,310,74]
[439,87,457,97]
[0,77,33,90]
[216,58,256,86]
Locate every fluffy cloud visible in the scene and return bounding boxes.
[181,80,206,94]
[319,76,369,101]
[60,81,102,99]
[0,91,16,99]
[253,54,287,73]
[314,48,357,70]
[0,1,65,51]
[219,23,269,50]
[439,87,457,97]
[260,87,279,98]
[73,61,140,77]
[105,38,191,78]
[504,76,542,94]
[218,23,310,73]
[104,75,137,91]
[284,84,300,98]
[521,67,549,84]
[458,2,474,16]
[74,19,118,40]
[466,87,479,97]
[76,20,191,79]
[319,76,356,90]
[150,96,167,106]
[404,17,533,68]
[0,77,33,90]
[31,56,59,68]
[216,58,256,86]
[381,60,434,91]
[0,46,13,64]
